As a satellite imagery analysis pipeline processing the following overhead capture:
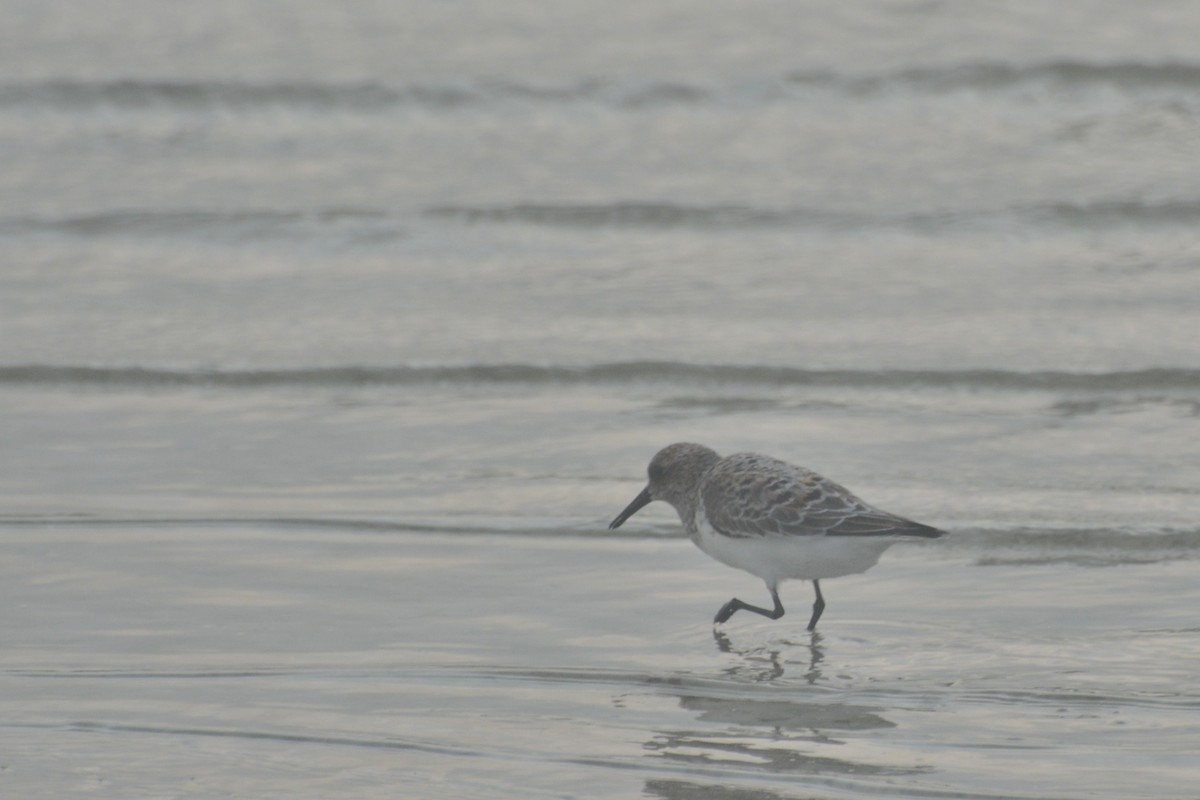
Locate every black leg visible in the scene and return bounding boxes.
[806,580,826,631]
[713,586,784,624]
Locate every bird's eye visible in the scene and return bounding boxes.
[648,464,664,482]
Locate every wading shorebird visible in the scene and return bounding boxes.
[609,443,943,630]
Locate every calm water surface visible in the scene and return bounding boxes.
[2,2,1199,797]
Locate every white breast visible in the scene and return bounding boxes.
[692,503,896,586]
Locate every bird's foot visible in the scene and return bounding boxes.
[713,600,739,625]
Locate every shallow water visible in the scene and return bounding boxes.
[3,1,1200,797]
[4,523,1199,799]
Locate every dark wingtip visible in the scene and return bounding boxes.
[913,522,945,539]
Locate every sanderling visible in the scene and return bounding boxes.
[609,443,943,630]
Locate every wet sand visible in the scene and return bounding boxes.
[3,522,1198,799]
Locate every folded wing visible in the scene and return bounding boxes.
[700,453,942,539]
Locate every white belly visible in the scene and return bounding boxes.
[692,508,895,586]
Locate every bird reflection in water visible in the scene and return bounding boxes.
[712,629,825,685]
[641,630,924,796]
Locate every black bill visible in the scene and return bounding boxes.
[608,486,653,529]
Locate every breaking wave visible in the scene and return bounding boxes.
[4,362,1200,391]
[3,61,1200,113]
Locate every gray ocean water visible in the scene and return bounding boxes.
[3,2,1200,798]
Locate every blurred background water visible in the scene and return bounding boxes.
[2,2,1199,798]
